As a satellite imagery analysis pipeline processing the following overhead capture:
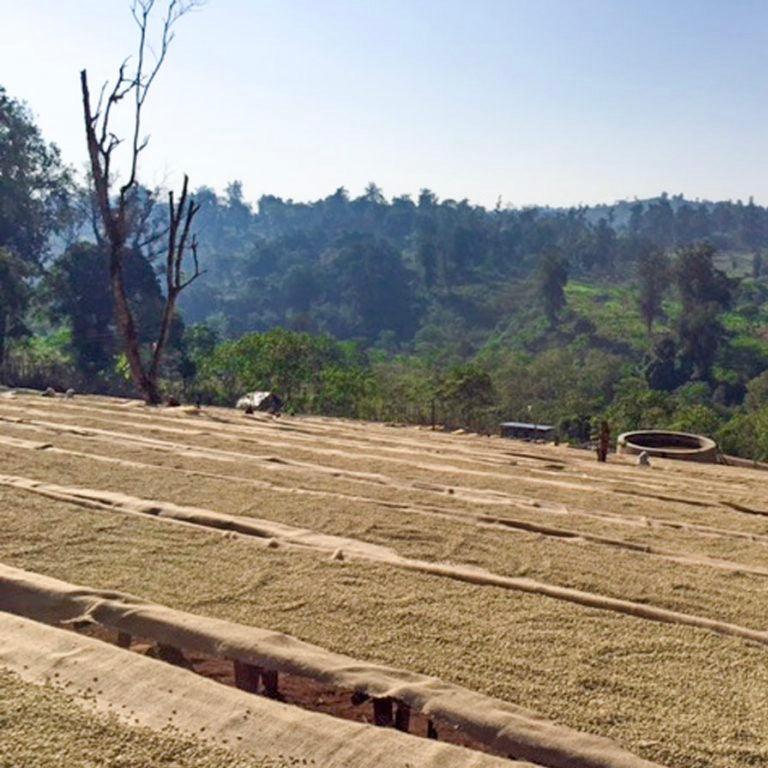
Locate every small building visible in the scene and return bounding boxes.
[499,421,556,442]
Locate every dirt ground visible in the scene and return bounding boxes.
[1,392,768,767]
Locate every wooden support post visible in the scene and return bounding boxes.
[116,631,132,649]
[233,660,260,693]
[427,719,438,739]
[394,701,411,732]
[373,697,393,727]
[156,643,186,666]
[261,669,279,699]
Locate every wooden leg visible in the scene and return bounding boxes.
[116,631,132,649]
[394,702,411,732]
[373,697,393,727]
[261,669,279,699]
[156,643,186,666]
[427,719,438,739]
[351,691,369,706]
[233,660,260,693]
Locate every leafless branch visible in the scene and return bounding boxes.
[179,234,205,289]
[80,0,204,404]
[120,0,202,199]
[99,59,131,150]
[135,222,170,251]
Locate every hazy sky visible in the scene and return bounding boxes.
[4,0,768,208]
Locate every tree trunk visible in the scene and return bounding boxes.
[148,288,178,388]
[110,245,161,404]
[80,57,200,407]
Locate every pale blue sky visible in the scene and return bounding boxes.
[3,0,768,207]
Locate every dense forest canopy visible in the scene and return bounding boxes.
[181,182,768,343]
[5,81,768,459]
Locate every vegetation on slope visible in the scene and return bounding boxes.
[5,82,768,456]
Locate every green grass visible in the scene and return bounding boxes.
[564,282,654,352]
[713,250,756,278]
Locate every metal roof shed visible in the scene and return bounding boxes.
[499,421,556,441]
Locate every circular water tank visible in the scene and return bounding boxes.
[617,430,718,463]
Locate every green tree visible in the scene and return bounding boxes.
[416,239,438,288]
[673,243,732,380]
[0,86,73,267]
[535,248,568,325]
[643,336,681,391]
[196,329,369,410]
[0,249,30,373]
[717,407,768,461]
[604,377,673,433]
[315,364,375,417]
[643,194,676,248]
[669,403,721,435]
[46,242,171,380]
[183,323,220,364]
[175,323,220,398]
[675,243,731,309]
[745,370,768,411]
[676,305,726,381]
[636,248,670,334]
[592,217,617,274]
[47,243,114,376]
[325,234,420,341]
[438,364,496,429]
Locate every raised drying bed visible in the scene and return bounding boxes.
[0,563,665,768]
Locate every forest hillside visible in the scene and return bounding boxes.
[4,83,768,458]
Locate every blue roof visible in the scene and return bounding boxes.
[500,422,555,431]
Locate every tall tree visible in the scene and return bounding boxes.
[592,217,618,274]
[536,248,569,326]
[438,363,496,429]
[741,197,764,252]
[673,243,732,380]
[0,249,30,374]
[643,336,681,391]
[47,242,171,379]
[415,188,440,288]
[675,243,731,309]
[325,233,420,341]
[636,248,670,334]
[676,305,725,382]
[627,202,644,239]
[643,194,676,248]
[79,0,203,404]
[0,86,73,267]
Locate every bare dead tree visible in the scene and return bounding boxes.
[80,0,203,404]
